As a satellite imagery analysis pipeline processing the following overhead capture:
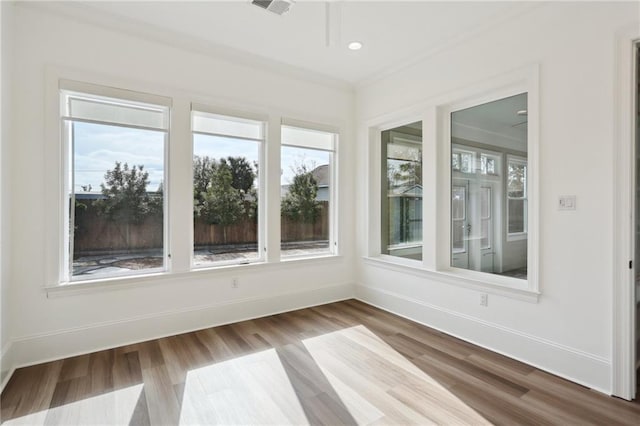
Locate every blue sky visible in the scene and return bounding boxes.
[73,122,165,192]
[73,122,329,193]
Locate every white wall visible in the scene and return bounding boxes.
[4,0,637,397]
[0,1,14,387]
[2,3,355,378]
[355,2,639,393]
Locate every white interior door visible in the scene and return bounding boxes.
[452,179,497,272]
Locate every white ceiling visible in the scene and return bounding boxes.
[69,1,536,86]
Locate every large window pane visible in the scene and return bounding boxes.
[381,122,422,261]
[192,113,262,266]
[65,94,168,280]
[281,126,335,258]
[450,93,528,278]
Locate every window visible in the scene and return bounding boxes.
[52,79,346,291]
[61,84,170,281]
[450,93,528,278]
[367,68,538,297]
[280,125,337,257]
[192,109,264,267]
[381,122,422,261]
[480,154,496,175]
[452,150,474,173]
[507,156,527,237]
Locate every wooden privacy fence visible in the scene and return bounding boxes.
[73,201,329,255]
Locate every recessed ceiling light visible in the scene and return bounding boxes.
[348,41,363,51]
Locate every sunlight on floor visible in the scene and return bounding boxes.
[4,384,143,426]
[302,325,490,425]
[4,325,491,425]
[179,348,308,425]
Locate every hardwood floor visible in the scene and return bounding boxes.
[2,299,639,425]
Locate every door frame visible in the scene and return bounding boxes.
[613,26,640,400]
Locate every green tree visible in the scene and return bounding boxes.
[95,162,156,247]
[393,161,422,188]
[193,155,216,213]
[193,155,257,220]
[201,161,246,242]
[223,157,255,193]
[281,164,321,223]
[96,162,153,223]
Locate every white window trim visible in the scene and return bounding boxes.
[58,80,172,284]
[280,121,339,260]
[365,65,539,300]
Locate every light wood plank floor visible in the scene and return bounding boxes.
[2,299,639,425]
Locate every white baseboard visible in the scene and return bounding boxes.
[4,282,354,386]
[355,284,612,394]
[1,340,14,392]
[3,282,611,396]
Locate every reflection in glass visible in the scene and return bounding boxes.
[450,93,528,279]
[381,122,422,260]
[452,186,466,254]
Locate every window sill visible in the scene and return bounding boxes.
[45,255,344,298]
[362,256,539,303]
[281,252,336,262]
[507,232,528,242]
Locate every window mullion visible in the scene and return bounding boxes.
[168,98,192,273]
[265,116,281,263]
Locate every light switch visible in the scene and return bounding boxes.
[558,195,576,210]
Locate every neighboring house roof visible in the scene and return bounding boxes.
[310,164,329,187]
[389,184,423,197]
[281,163,330,196]
[280,164,330,200]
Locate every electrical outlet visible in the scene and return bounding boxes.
[480,293,488,307]
[231,277,239,288]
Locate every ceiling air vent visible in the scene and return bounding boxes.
[251,0,293,16]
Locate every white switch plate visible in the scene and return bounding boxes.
[558,195,576,210]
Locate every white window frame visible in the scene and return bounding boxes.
[280,118,339,260]
[59,79,172,284]
[452,147,476,174]
[365,65,539,301]
[506,155,528,241]
[190,103,268,269]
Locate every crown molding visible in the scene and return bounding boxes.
[355,2,545,90]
